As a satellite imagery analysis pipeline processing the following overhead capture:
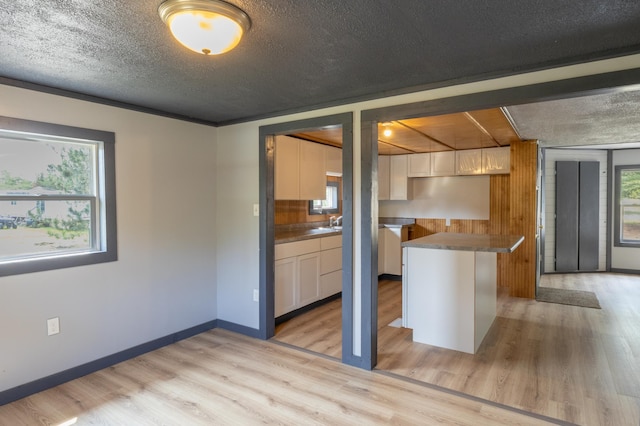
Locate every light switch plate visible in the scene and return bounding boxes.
[253,204,259,216]
[47,317,60,336]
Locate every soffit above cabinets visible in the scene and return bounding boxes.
[291,107,522,154]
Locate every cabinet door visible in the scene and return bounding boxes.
[378,227,386,275]
[320,270,342,298]
[274,136,300,200]
[325,145,342,176]
[431,151,455,176]
[456,149,483,175]
[275,257,297,317]
[378,155,390,200]
[297,252,321,307]
[389,155,408,200]
[384,227,402,275]
[299,141,326,200]
[408,153,431,177]
[482,146,510,174]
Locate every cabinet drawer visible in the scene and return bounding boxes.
[321,247,342,275]
[275,238,321,260]
[321,235,342,250]
[320,270,342,298]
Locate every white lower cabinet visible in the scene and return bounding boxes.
[383,227,402,275]
[378,227,385,275]
[378,226,407,276]
[320,270,342,298]
[274,257,297,317]
[275,235,342,317]
[297,253,321,307]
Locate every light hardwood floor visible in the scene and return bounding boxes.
[275,273,640,426]
[0,329,556,425]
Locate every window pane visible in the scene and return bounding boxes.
[0,116,116,277]
[0,135,96,196]
[620,169,640,243]
[0,199,92,259]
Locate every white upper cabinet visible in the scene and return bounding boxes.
[325,145,342,176]
[299,141,326,200]
[456,149,483,175]
[389,155,409,200]
[430,151,456,176]
[275,135,300,200]
[408,153,431,177]
[482,146,510,174]
[382,148,509,183]
[379,155,410,200]
[378,155,390,200]
[275,135,325,200]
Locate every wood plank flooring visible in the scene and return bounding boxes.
[274,273,640,426]
[0,329,555,425]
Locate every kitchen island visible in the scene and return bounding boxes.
[401,232,523,354]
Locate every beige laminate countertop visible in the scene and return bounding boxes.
[402,232,524,253]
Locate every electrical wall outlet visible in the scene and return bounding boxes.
[253,289,259,302]
[47,317,60,336]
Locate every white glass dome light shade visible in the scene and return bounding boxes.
[159,0,251,55]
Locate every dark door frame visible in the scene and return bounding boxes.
[358,67,640,369]
[259,113,369,368]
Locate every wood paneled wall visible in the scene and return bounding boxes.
[412,219,489,239]
[507,141,538,298]
[490,175,510,288]
[275,176,342,225]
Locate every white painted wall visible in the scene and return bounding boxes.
[215,124,261,327]
[379,176,490,220]
[544,149,608,272]
[612,149,640,271]
[0,85,218,392]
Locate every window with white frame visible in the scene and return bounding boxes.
[614,165,640,247]
[0,116,117,276]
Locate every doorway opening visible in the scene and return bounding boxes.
[258,113,358,366]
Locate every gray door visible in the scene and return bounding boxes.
[555,160,599,272]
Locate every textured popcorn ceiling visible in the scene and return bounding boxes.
[506,88,640,149]
[1,1,640,125]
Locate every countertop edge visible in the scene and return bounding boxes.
[402,233,525,253]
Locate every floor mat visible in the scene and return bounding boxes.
[536,287,601,309]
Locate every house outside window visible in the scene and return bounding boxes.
[0,116,117,276]
[614,165,640,247]
[309,181,339,215]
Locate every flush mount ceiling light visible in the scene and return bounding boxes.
[382,122,393,137]
[158,0,251,55]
